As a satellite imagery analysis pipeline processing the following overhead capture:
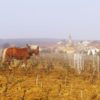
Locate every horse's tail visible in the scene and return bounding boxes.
[1,48,8,64]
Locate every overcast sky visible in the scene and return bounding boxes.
[0,0,100,40]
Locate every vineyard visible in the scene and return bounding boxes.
[0,53,100,100]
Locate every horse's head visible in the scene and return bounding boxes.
[26,44,40,56]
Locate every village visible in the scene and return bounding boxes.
[40,34,100,54]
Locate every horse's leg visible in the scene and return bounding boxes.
[35,55,40,66]
[22,59,27,68]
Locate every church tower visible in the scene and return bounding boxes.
[67,33,73,47]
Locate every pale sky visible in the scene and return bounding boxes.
[0,0,100,40]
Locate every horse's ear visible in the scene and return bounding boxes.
[37,46,39,49]
[26,44,30,48]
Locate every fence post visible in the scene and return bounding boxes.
[97,55,100,78]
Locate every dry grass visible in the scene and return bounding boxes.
[0,53,99,100]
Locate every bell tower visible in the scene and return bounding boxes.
[68,33,72,44]
[67,33,73,47]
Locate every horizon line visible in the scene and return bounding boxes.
[0,38,99,41]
